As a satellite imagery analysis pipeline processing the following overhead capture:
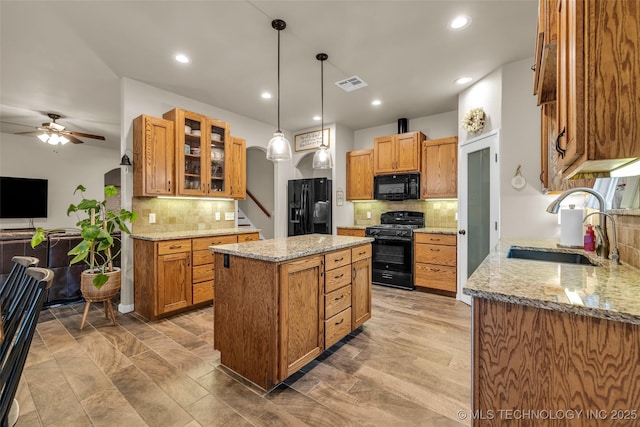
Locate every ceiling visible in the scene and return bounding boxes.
[0,0,538,149]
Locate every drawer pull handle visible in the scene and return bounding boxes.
[169,245,183,249]
[431,268,440,272]
[335,273,344,279]
[334,295,344,301]
[358,251,366,255]
[429,248,440,252]
[334,257,344,262]
[335,318,344,326]
[430,239,440,242]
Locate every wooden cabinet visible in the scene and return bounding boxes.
[279,255,325,378]
[336,227,366,237]
[229,136,246,199]
[553,0,640,178]
[533,0,558,105]
[163,108,232,197]
[346,149,374,200]
[192,235,237,304]
[420,136,458,199]
[414,233,457,293]
[351,245,372,329]
[132,115,174,197]
[373,131,425,175]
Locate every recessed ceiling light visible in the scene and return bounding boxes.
[175,54,190,64]
[313,115,321,121]
[371,99,382,106]
[455,77,473,85]
[450,15,471,30]
[261,92,272,99]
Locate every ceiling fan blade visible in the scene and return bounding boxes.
[65,135,84,144]
[14,130,40,135]
[66,131,105,140]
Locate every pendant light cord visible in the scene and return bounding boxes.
[321,56,324,147]
[277,27,281,133]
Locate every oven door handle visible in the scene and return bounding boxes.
[370,236,413,242]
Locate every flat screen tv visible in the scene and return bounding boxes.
[0,176,48,219]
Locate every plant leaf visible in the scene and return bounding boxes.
[30,228,46,248]
[92,273,108,289]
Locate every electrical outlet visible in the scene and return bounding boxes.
[366,211,371,219]
[225,212,234,221]
[215,212,220,221]
[149,213,156,224]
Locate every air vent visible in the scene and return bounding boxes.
[335,76,368,92]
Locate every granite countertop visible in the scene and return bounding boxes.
[414,227,457,235]
[463,239,640,324]
[131,228,260,241]
[210,234,374,262]
[0,228,79,241]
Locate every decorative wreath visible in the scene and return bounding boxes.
[461,107,486,134]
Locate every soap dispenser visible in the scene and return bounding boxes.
[584,225,595,251]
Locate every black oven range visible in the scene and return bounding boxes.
[365,211,424,290]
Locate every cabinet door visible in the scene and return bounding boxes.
[394,132,422,172]
[279,255,324,378]
[346,149,373,200]
[229,136,246,199]
[157,251,192,314]
[351,256,371,329]
[207,117,231,196]
[133,115,174,196]
[421,137,457,199]
[373,135,395,174]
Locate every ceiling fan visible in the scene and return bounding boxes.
[14,113,106,145]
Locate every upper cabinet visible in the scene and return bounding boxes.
[133,115,175,197]
[373,131,425,175]
[420,136,458,199]
[346,149,374,201]
[229,136,246,199]
[554,0,640,178]
[533,0,558,105]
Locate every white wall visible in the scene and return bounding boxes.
[0,133,119,230]
[458,68,503,145]
[239,146,275,239]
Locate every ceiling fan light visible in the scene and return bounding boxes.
[48,134,60,145]
[37,133,49,143]
[312,146,333,169]
[266,131,292,161]
[59,135,69,145]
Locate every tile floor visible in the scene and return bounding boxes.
[15,286,471,426]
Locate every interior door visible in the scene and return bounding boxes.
[457,129,500,305]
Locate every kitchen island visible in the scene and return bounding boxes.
[464,240,640,426]
[210,234,373,391]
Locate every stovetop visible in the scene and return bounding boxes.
[366,224,422,230]
[365,211,424,238]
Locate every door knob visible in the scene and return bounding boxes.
[458,229,466,235]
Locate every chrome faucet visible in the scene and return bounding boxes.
[546,187,615,262]
[584,211,620,264]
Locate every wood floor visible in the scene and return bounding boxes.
[15,286,471,426]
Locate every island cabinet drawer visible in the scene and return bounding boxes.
[336,228,366,237]
[325,286,352,319]
[193,281,213,304]
[238,232,259,242]
[415,243,456,266]
[325,249,351,271]
[414,233,456,246]
[325,264,351,293]
[192,235,237,250]
[193,249,214,266]
[158,239,192,255]
[193,264,214,284]
[351,244,371,263]
[325,307,352,349]
[415,264,456,292]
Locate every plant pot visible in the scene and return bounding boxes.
[81,267,121,302]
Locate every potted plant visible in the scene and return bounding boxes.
[31,184,136,307]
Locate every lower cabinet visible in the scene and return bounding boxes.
[336,227,366,237]
[157,241,192,314]
[351,245,372,328]
[414,233,457,293]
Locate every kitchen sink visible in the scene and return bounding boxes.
[507,247,597,266]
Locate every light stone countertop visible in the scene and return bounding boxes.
[131,228,260,241]
[210,234,373,262]
[463,239,640,324]
[414,227,457,235]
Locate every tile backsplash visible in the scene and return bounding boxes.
[353,200,458,228]
[611,210,640,269]
[132,198,235,233]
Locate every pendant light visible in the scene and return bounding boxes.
[266,19,292,162]
[313,53,333,169]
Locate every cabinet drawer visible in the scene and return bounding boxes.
[193,249,214,266]
[337,228,366,237]
[415,243,456,267]
[325,286,352,319]
[351,244,371,263]
[193,263,214,284]
[325,264,351,293]
[325,307,352,349]
[414,233,456,246]
[157,239,191,255]
[238,232,259,242]
[192,235,237,250]
[325,249,351,271]
[193,281,213,304]
[415,263,456,292]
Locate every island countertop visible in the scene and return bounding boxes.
[131,228,259,241]
[463,239,640,324]
[210,234,373,262]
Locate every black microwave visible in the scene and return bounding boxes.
[374,173,420,200]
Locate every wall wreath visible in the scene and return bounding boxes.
[461,107,486,134]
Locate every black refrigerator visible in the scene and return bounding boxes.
[288,178,332,236]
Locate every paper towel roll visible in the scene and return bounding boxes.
[560,207,584,247]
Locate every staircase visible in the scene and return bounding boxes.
[237,206,264,239]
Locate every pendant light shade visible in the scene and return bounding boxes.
[266,19,292,162]
[313,53,333,169]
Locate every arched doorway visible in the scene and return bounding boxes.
[239,147,275,239]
